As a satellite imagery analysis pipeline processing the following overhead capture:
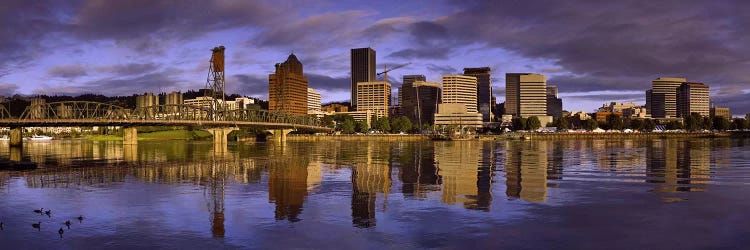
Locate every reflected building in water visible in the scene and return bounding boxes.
[505,141,549,202]
[351,141,392,228]
[395,143,440,198]
[434,141,494,210]
[267,146,315,222]
[647,139,710,192]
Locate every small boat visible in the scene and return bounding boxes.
[27,135,53,141]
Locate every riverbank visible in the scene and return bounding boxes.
[286,131,742,141]
[86,130,213,141]
[479,131,733,140]
[287,134,430,141]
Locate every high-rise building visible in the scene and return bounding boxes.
[356,81,391,118]
[442,75,478,113]
[269,53,308,116]
[350,48,376,110]
[645,89,653,115]
[677,82,709,117]
[649,77,686,118]
[307,88,321,114]
[463,67,492,122]
[546,85,563,119]
[710,107,731,120]
[400,75,441,126]
[506,73,547,118]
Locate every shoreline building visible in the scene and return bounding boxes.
[710,107,731,120]
[307,88,322,115]
[435,75,482,129]
[351,48,376,110]
[400,75,441,126]
[164,91,183,114]
[506,73,550,124]
[546,85,563,119]
[463,67,493,122]
[677,82,709,117]
[648,77,686,118]
[356,81,391,118]
[269,53,308,116]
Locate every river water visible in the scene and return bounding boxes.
[0,138,749,249]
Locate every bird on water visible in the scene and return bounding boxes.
[45,210,51,217]
[64,220,71,229]
[58,227,64,238]
[34,208,43,214]
[77,215,84,223]
[1,221,4,230]
[32,222,41,231]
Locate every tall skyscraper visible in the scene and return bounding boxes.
[356,81,391,118]
[307,87,321,114]
[546,85,563,119]
[269,53,308,116]
[463,67,492,122]
[401,75,441,125]
[351,48,376,110]
[442,75,478,113]
[649,77,686,118]
[677,82,709,117]
[506,73,547,118]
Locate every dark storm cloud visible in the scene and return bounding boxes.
[425,64,458,75]
[232,74,268,96]
[438,0,750,88]
[48,65,88,79]
[72,0,284,52]
[560,93,644,102]
[106,63,160,75]
[307,74,350,92]
[35,71,182,96]
[0,1,75,76]
[710,92,750,116]
[388,47,452,60]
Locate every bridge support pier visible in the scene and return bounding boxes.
[123,127,138,145]
[9,146,22,162]
[267,129,295,143]
[124,144,138,162]
[206,127,239,153]
[9,128,23,147]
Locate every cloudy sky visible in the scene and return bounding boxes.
[1,0,749,115]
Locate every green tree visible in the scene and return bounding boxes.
[684,113,704,131]
[512,117,527,131]
[374,117,391,132]
[606,114,624,130]
[629,119,644,131]
[644,119,656,131]
[585,119,598,131]
[732,118,748,130]
[355,120,369,133]
[553,117,570,130]
[702,117,713,130]
[341,119,356,134]
[321,115,335,128]
[666,121,683,130]
[395,116,413,133]
[713,116,730,131]
[526,116,542,131]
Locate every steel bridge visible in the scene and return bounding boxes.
[0,101,325,129]
[0,101,330,145]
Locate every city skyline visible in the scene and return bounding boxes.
[1,1,749,115]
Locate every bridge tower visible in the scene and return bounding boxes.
[205,46,227,120]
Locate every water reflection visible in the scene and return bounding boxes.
[0,137,743,242]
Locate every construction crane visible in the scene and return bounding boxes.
[376,63,411,82]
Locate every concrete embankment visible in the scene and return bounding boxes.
[479,132,732,141]
[287,134,430,141]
